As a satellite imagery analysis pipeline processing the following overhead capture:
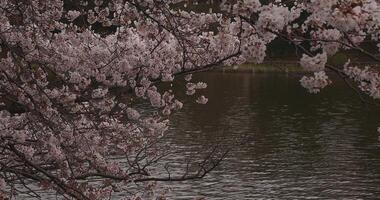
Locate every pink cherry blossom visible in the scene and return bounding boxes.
[1,0,380,199]
[196,95,209,104]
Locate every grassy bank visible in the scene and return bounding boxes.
[218,56,380,73]
[218,62,303,73]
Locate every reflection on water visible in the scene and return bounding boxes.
[161,72,380,199]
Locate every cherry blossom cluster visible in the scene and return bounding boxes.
[344,63,380,99]
[300,52,328,72]
[300,71,332,93]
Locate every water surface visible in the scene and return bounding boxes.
[22,72,380,199]
[160,72,380,199]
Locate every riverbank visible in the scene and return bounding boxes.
[218,62,303,73]
[218,60,380,73]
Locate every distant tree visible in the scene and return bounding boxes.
[1,0,380,199]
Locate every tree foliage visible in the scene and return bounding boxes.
[1,0,380,199]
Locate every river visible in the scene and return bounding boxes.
[22,71,380,199]
[158,71,380,199]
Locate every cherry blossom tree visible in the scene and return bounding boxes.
[1,0,380,199]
